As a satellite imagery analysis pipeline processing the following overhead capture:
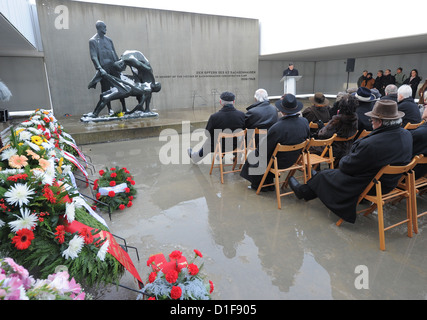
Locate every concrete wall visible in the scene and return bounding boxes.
[0,56,51,112]
[36,0,259,117]
[260,52,427,98]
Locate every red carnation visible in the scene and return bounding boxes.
[99,170,105,176]
[194,249,203,258]
[165,269,179,284]
[127,201,133,208]
[169,250,182,260]
[125,187,130,193]
[119,204,125,210]
[188,263,199,276]
[170,286,182,300]
[110,173,117,178]
[109,181,116,187]
[209,280,214,294]
[108,191,115,197]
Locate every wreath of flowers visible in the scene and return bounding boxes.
[0,112,125,289]
[94,166,137,213]
[141,249,214,300]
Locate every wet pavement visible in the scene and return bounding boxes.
[78,132,427,300]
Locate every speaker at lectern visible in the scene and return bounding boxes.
[280,76,302,95]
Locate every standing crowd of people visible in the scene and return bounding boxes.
[186,64,427,224]
[358,67,427,100]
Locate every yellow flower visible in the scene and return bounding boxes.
[31,136,43,146]
[117,112,124,118]
[9,155,29,169]
[57,157,64,174]
[15,129,24,135]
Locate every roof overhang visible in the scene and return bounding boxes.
[260,33,427,62]
[0,13,43,57]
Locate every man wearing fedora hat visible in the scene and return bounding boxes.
[353,86,376,136]
[302,92,332,132]
[289,99,413,224]
[241,94,310,190]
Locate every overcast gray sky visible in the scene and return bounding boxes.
[59,0,424,55]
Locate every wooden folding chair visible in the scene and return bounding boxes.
[333,131,358,143]
[404,120,425,130]
[209,129,247,184]
[309,121,329,130]
[256,139,309,209]
[305,134,337,179]
[247,128,267,152]
[336,156,420,251]
[399,155,427,234]
[356,129,371,140]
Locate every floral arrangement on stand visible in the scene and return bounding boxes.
[1,257,86,300]
[0,111,126,288]
[141,249,214,300]
[15,109,93,186]
[94,166,137,214]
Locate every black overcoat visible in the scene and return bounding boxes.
[397,97,422,127]
[240,115,310,186]
[205,104,245,152]
[307,124,413,223]
[245,101,278,130]
[355,101,374,134]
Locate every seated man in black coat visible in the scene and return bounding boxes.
[245,88,278,130]
[289,100,413,224]
[241,94,310,190]
[187,91,245,163]
[245,88,278,147]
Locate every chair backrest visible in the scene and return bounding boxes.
[333,131,359,142]
[356,129,371,140]
[216,129,246,153]
[247,128,267,150]
[404,120,425,130]
[358,155,421,201]
[309,121,329,129]
[306,133,337,149]
[274,139,309,155]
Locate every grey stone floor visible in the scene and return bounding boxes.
[78,133,427,300]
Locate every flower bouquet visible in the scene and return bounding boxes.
[94,166,137,213]
[142,249,214,300]
[0,257,86,300]
[0,117,125,287]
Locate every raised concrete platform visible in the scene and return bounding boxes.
[0,97,330,146]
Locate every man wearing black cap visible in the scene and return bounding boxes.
[282,63,299,77]
[188,91,245,163]
[241,94,310,190]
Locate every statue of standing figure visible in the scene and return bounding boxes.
[85,21,161,120]
[87,20,127,116]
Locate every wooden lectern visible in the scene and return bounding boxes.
[280,76,302,95]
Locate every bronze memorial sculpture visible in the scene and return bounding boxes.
[82,21,161,122]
